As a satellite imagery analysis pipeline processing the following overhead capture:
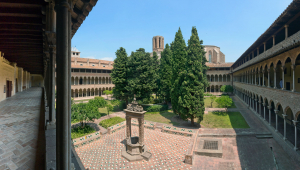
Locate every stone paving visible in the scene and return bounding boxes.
[0,87,43,170]
[75,126,193,170]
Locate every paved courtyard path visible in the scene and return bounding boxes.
[194,95,300,170]
[0,87,44,170]
[75,127,193,170]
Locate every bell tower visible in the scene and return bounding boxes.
[152,36,164,59]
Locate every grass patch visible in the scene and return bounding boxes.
[98,100,123,117]
[204,97,236,108]
[71,125,96,139]
[201,111,249,128]
[99,117,125,128]
[144,110,180,126]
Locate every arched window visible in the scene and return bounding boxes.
[209,51,212,63]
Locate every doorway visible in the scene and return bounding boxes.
[6,80,12,98]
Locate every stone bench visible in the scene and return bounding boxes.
[161,125,195,137]
[107,121,126,134]
[72,131,101,148]
[131,119,156,130]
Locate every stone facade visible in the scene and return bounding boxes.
[150,35,164,59]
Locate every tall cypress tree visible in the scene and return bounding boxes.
[111,47,129,104]
[152,52,160,99]
[170,28,187,116]
[126,48,154,101]
[158,44,172,103]
[178,27,207,125]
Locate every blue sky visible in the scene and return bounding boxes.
[72,0,292,62]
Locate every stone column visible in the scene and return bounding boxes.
[55,0,71,169]
[250,98,252,110]
[255,99,258,113]
[274,68,277,88]
[292,65,295,92]
[255,71,257,85]
[263,103,266,120]
[284,25,288,39]
[138,118,144,145]
[222,76,223,82]
[218,76,219,82]
[268,69,270,87]
[262,70,265,86]
[49,45,56,125]
[274,110,279,132]
[263,42,266,52]
[282,114,287,140]
[282,66,285,90]
[258,101,261,116]
[258,71,261,86]
[272,35,276,47]
[292,120,298,150]
[226,75,227,82]
[268,106,272,125]
[126,116,131,139]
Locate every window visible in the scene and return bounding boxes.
[92,64,95,66]
[209,51,212,63]
[73,53,75,55]
[76,53,79,55]
[103,65,105,67]
[80,64,83,66]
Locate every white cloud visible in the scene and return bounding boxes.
[82,56,96,59]
[99,57,115,61]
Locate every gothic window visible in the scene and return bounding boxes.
[209,51,212,63]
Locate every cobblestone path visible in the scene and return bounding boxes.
[0,88,43,170]
[75,127,193,170]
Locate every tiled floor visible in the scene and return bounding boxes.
[0,88,44,170]
[75,127,193,170]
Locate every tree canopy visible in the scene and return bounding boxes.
[158,44,172,103]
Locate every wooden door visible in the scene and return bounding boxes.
[6,81,12,98]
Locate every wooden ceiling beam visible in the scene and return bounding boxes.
[0,2,41,8]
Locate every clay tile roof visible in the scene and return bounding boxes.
[205,62,233,68]
[76,58,88,62]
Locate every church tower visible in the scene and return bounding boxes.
[152,36,164,59]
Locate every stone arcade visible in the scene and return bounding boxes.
[121,98,152,161]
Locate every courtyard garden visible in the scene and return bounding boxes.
[204,95,236,108]
[201,111,249,128]
[99,116,125,128]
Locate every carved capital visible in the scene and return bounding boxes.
[292,120,298,126]
[45,31,56,46]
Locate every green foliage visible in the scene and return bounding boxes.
[209,96,216,107]
[201,112,249,128]
[71,125,96,139]
[158,44,173,103]
[111,99,120,107]
[126,48,156,101]
[145,105,168,112]
[111,47,130,104]
[99,117,125,128]
[215,96,233,108]
[88,97,107,108]
[71,102,100,128]
[170,28,187,116]
[178,27,207,125]
[152,51,160,98]
[220,85,233,93]
[204,93,213,96]
[106,104,113,115]
[103,90,113,99]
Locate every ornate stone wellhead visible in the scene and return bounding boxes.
[122,95,152,162]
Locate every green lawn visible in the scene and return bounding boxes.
[98,100,122,117]
[99,117,125,128]
[204,97,236,108]
[71,125,96,139]
[201,111,249,128]
[144,110,180,126]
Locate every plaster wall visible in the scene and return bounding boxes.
[31,74,44,87]
[0,53,16,102]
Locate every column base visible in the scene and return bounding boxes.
[283,137,287,141]
[282,88,285,90]
[294,147,298,151]
[46,120,56,130]
[275,130,278,132]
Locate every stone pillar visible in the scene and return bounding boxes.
[258,71,261,86]
[226,75,227,82]
[292,120,298,150]
[284,25,288,39]
[255,99,258,113]
[268,106,272,125]
[126,116,131,140]
[138,118,144,145]
[55,0,71,169]
[274,110,279,132]
[222,76,223,82]
[263,103,266,120]
[258,101,261,116]
[274,68,277,88]
[291,65,295,92]
[267,69,270,87]
[255,72,257,85]
[263,42,266,52]
[272,35,276,47]
[49,45,56,125]
[282,114,287,140]
[262,70,265,86]
[282,66,285,90]
[218,76,219,82]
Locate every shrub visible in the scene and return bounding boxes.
[209,96,216,107]
[71,125,96,139]
[99,117,125,128]
[71,102,100,128]
[215,96,233,108]
[204,93,213,96]
[146,104,168,112]
[119,100,127,110]
[106,104,113,115]
[220,85,233,93]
